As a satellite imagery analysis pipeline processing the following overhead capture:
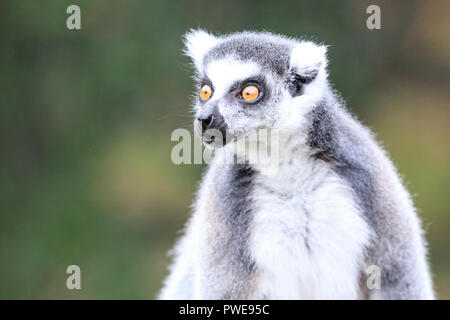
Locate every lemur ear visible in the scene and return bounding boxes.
[289,41,328,81]
[183,29,219,72]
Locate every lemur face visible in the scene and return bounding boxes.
[185,30,329,147]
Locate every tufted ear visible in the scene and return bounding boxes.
[289,41,328,81]
[183,29,219,72]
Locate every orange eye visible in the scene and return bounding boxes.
[200,84,212,100]
[242,85,259,102]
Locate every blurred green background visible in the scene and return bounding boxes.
[0,0,448,299]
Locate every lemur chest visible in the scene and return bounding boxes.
[248,161,370,299]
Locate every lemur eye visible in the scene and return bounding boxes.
[241,85,259,102]
[200,84,212,101]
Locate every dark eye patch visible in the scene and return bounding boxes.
[288,71,317,97]
[198,76,213,89]
[228,76,267,104]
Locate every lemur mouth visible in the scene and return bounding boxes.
[203,132,230,149]
[203,135,225,149]
[204,136,215,144]
[201,126,228,148]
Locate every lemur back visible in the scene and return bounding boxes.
[159,30,434,299]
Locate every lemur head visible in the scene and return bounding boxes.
[185,30,330,147]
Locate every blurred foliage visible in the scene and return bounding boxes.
[0,0,448,299]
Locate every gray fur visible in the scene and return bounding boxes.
[159,30,434,300]
[307,99,376,216]
[215,163,256,298]
[306,95,431,299]
[204,32,293,76]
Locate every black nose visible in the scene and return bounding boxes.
[198,114,214,132]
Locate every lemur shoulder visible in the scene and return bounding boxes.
[159,30,434,300]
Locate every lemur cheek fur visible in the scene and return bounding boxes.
[159,30,434,300]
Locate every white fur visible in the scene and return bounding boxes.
[275,43,329,132]
[289,42,328,77]
[204,58,269,133]
[275,80,328,133]
[161,143,372,299]
[247,144,372,299]
[206,58,260,99]
[184,29,219,72]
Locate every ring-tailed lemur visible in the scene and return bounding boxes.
[159,30,434,299]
